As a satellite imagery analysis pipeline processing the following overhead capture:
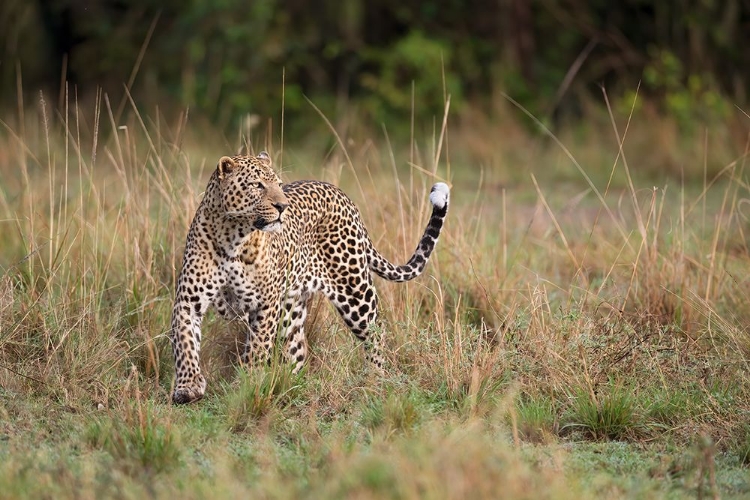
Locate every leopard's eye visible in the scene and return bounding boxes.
[256,181,264,189]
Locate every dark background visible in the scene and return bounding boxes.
[2,0,749,134]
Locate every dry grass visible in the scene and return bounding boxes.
[0,93,749,498]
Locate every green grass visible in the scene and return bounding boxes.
[0,94,749,498]
[220,364,307,432]
[563,384,639,441]
[514,395,556,443]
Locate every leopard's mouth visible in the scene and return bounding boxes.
[255,218,283,233]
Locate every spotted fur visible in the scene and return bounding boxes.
[170,153,449,404]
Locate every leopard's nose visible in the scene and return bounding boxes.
[273,201,289,214]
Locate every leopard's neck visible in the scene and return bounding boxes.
[193,179,267,259]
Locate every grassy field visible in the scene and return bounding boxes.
[0,96,749,499]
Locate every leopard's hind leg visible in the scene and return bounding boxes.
[325,274,383,372]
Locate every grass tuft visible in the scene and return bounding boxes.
[563,384,639,441]
[220,365,305,433]
[86,369,181,475]
[736,425,750,467]
[514,395,556,444]
[359,388,423,436]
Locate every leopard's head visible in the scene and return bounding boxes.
[215,152,289,233]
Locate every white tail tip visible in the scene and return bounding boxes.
[429,182,450,209]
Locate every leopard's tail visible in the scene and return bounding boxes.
[368,182,449,282]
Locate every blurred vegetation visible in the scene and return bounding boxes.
[1,0,748,133]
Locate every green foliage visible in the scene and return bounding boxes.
[641,48,732,128]
[360,31,463,124]
[169,0,280,123]
[2,0,748,131]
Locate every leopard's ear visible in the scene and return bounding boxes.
[257,151,271,166]
[217,156,236,179]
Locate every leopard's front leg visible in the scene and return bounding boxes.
[240,299,282,369]
[170,251,219,404]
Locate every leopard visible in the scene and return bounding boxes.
[170,152,450,404]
